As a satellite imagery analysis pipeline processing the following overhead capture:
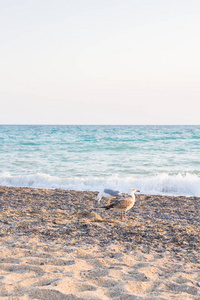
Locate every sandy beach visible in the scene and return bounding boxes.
[0,186,199,299]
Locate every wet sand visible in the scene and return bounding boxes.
[0,186,199,299]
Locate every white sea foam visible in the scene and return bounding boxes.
[0,172,200,197]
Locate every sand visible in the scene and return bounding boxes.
[0,186,199,300]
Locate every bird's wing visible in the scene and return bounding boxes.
[104,189,121,196]
[113,197,133,209]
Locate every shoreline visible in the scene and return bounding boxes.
[0,186,199,299]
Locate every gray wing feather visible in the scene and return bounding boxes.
[104,189,121,196]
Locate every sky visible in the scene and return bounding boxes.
[0,0,200,125]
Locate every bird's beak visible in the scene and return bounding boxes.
[136,190,140,193]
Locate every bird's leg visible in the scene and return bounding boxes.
[121,211,124,220]
[106,198,111,205]
[124,211,127,221]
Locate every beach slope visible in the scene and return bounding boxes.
[0,186,199,299]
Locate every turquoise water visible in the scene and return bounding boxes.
[0,125,200,196]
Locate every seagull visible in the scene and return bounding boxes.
[97,188,122,203]
[100,188,140,221]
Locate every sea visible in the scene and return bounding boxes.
[0,125,200,196]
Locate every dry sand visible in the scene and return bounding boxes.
[0,186,199,300]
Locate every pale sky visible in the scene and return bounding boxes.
[0,0,200,125]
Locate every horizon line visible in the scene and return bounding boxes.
[0,124,199,126]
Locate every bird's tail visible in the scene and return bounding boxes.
[97,192,102,202]
[100,203,115,210]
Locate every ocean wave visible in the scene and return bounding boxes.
[0,172,200,197]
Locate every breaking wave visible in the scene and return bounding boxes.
[0,172,200,197]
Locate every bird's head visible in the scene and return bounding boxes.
[129,188,140,195]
